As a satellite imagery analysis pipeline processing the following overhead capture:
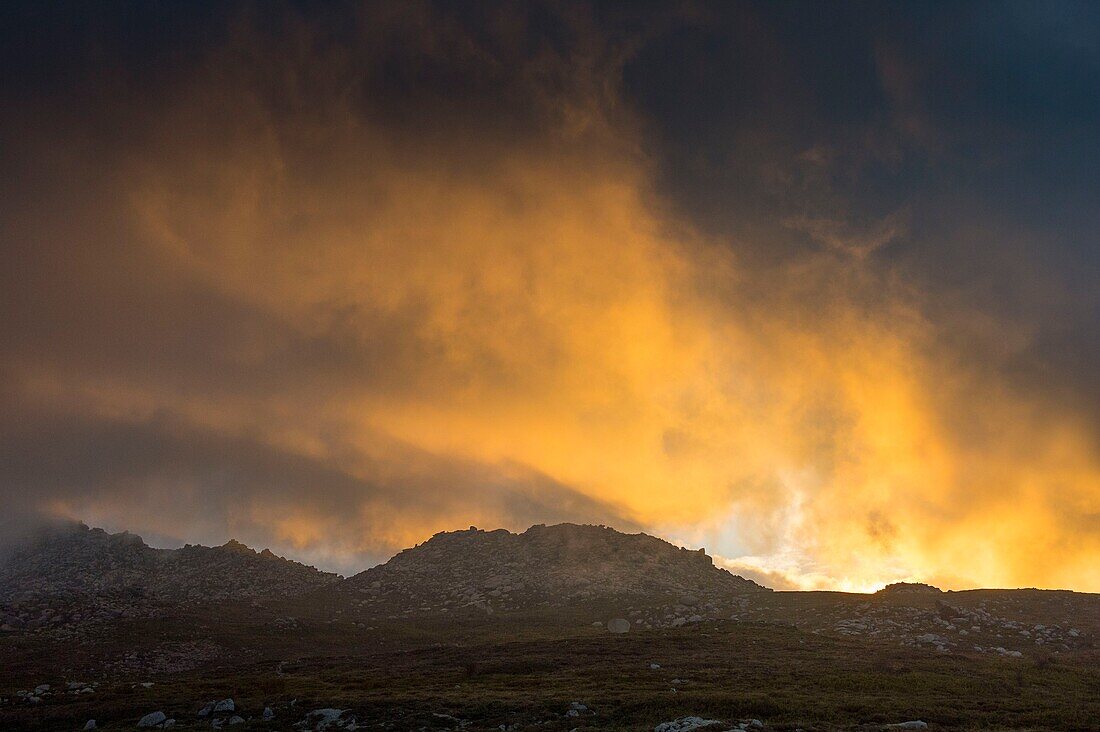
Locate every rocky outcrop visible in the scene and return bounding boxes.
[341,523,766,615]
[876,582,943,595]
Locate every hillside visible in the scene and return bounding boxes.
[0,523,340,631]
[340,523,766,625]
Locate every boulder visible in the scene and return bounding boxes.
[607,618,631,634]
[297,708,348,730]
[137,711,167,727]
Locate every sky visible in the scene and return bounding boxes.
[1,1,1098,591]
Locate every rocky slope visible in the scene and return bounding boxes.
[0,522,339,631]
[340,523,766,619]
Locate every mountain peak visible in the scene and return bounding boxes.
[345,523,766,617]
[220,538,256,555]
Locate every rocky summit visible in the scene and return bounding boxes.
[341,523,767,616]
[0,522,339,632]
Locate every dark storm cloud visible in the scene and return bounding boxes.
[619,0,1100,420]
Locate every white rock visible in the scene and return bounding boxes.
[607,618,631,634]
[565,701,589,718]
[137,711,167,727]
[654,717,725,732]
[214,699,235,713]
[228,716,245,725]
[296,708,347,730]
[887,723,928,730]
[263,706,275,720]
[84,721,96,730]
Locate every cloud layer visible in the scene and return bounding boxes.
[1,2,1097,590]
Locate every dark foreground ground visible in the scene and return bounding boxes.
[1,591,1097,731]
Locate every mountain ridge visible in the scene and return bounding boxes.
[0,520,769,632]
[0,521,341,617]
